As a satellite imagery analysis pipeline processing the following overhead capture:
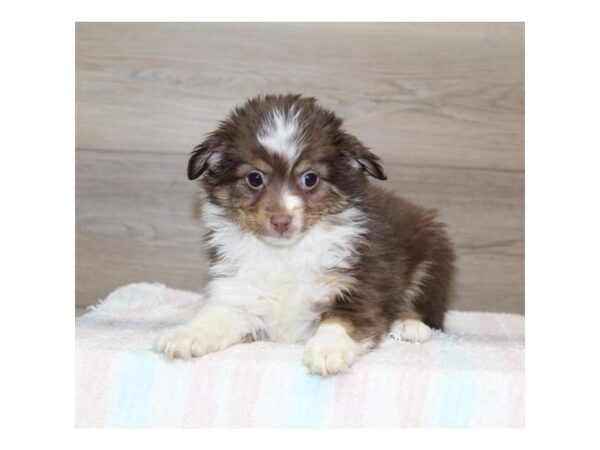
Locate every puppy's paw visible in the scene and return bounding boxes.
[155,325,211,360]
[389,319,431,343]
[303,325,358,376]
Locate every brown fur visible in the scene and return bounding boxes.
[189,94,455,345]
[321,185,456,343]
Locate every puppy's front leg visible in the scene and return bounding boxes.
[303,317,370,376]
[156,304,252,360]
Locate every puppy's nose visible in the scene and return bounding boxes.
[271,214,292,234]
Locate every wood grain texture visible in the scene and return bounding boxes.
[76,22,524,170]
[76,149,523,314]
[75,23,524,315]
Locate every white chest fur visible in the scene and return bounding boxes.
[202,205,366,343]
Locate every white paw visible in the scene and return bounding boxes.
[303,324,358,376]
[155,325,211,360]
[389,319,432,343]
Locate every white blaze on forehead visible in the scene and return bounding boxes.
[257,108,303,161]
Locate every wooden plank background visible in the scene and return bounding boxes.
[75,22,524,315]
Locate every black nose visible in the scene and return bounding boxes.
[271,215,292,234]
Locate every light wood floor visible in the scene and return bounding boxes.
[76,23,524,314]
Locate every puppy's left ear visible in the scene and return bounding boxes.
[336,133,387,180]
[355,155,387,180]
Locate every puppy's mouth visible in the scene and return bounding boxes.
[261,233,304,247]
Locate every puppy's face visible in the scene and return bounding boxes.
[188,95,386,246]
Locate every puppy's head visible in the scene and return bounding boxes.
[189,94,386,246]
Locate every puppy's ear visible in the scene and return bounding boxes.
[187,139,221,180]
[355,156,387,180]
[336,133,387,180]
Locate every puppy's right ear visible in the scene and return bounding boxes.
[187,140,219,180]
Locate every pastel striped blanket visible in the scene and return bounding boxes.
[75,283,524,427]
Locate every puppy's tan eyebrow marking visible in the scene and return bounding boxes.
[251,160,272,173]
[293,160,312,174]
[293,160,331,179]
[235,160,272,177]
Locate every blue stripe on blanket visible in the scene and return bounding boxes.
[286,364,327,427]
[109,352,160,427]
[436,370,479,427]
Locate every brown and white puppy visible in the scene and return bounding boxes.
[156,94,455,376]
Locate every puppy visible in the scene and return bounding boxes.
[156,94,455,376]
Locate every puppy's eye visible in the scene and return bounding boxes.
[301,172,319,189]
[246,171,264,189]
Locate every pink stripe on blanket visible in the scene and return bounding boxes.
[75,348,119,427]
[328,366,371,427]
[181,356,225,427]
